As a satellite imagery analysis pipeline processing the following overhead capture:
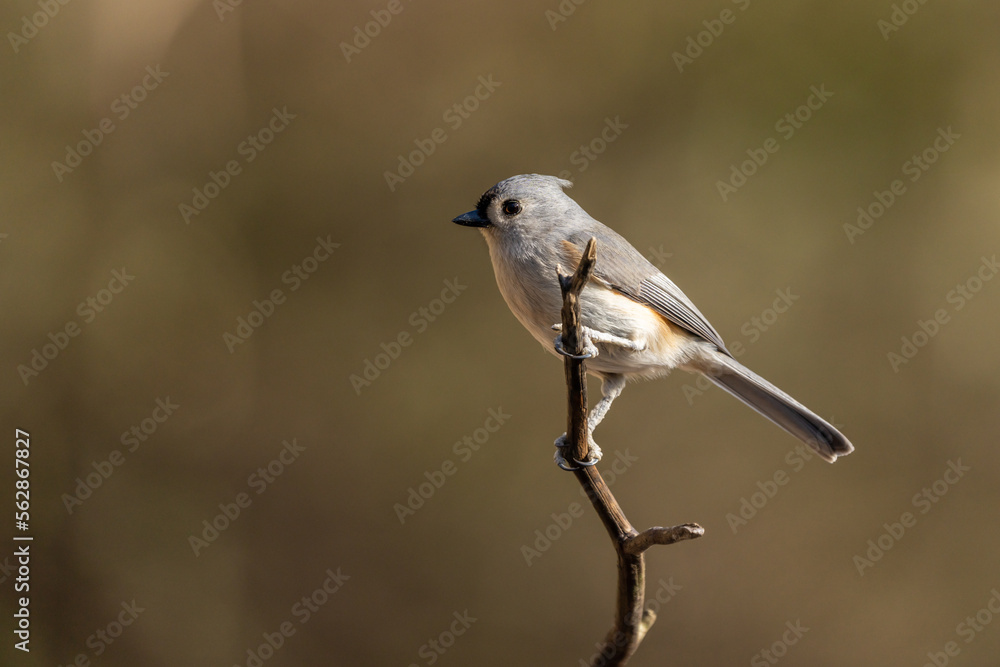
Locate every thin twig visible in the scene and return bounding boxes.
[556,237,704,667]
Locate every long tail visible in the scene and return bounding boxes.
[699,353,854,462]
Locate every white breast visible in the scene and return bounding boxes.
[483,230,699,379]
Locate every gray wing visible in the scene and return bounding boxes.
[562,228,731,355]
[634,272,730,355]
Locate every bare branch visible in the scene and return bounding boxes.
[625,524,705,556]
[555,237,704,666]
[557,237,598,466]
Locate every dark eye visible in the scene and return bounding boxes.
[502,200,522,216]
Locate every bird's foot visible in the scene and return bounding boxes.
[551,324,599,359]
[552,323,646,353]
[553,432,603,471]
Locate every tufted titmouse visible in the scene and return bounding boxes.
[452,174,853,469]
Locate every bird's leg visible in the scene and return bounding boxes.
[554,374,627,471]
[588,373,626,432]
[551,320,638,471]
[552,323,648,356]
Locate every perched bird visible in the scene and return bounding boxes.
[452,174,853,469]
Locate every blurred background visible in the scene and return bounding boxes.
[2,1,999,665]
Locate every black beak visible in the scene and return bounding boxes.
[452,210,490,228]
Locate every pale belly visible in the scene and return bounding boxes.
[491,250,699,379]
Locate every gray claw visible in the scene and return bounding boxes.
[554,333,599,360]
[553,433,603,471]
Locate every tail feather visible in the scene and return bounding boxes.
[702,355,854,462]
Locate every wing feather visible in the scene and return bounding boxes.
[560,230,730,355]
